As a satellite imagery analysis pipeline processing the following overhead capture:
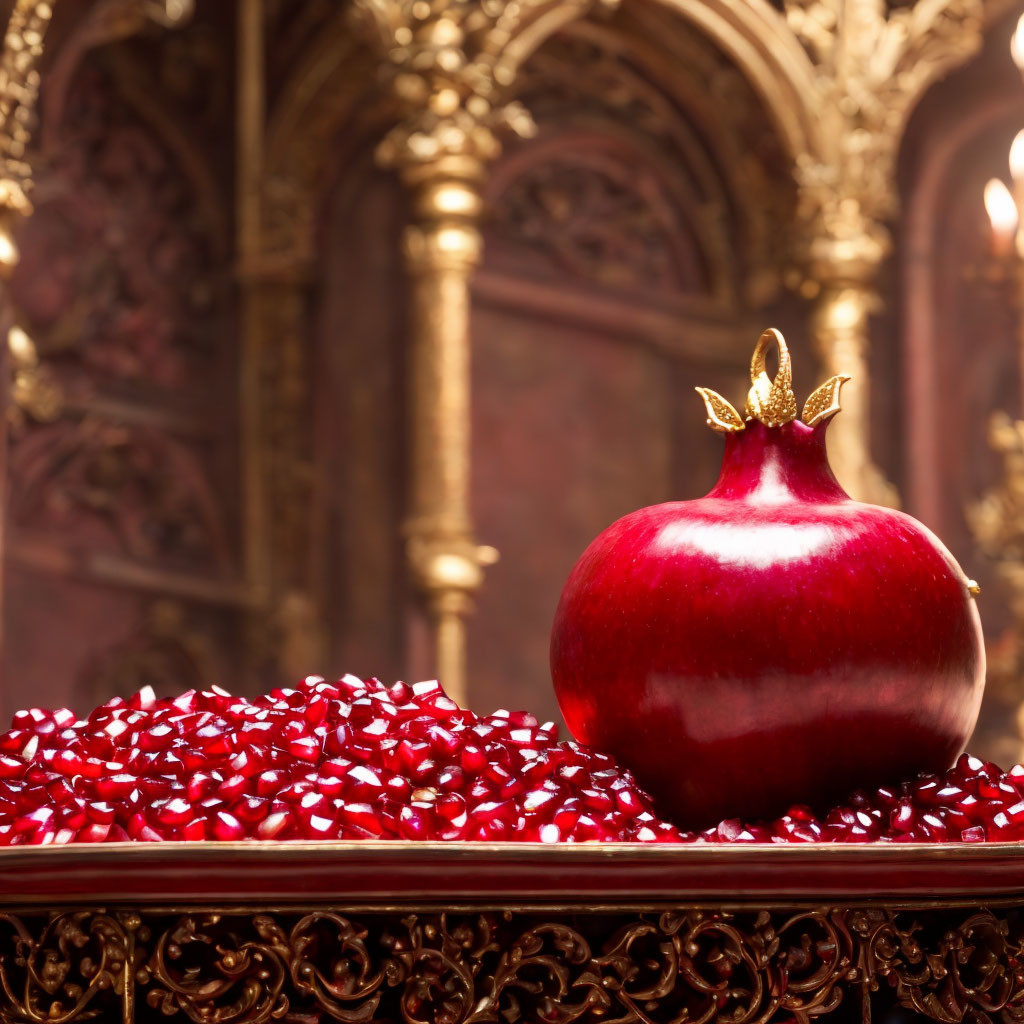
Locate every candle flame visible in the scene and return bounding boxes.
[1011,131,1024,183]
[0,229,16,269]
[7,325,36,367]
[985,177,1019,235]
[1012,12,1024,70]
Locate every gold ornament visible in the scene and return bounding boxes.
[697,328,847,434]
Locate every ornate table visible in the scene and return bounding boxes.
[0,841,1022,1023]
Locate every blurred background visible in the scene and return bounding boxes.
[1,0,1023,764]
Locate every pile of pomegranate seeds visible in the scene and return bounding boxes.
[695,753,1024,844]
[2,675,1023,846]
[0,676,684,845]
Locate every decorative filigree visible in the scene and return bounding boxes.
[0,911,136,1023]
[490,154,689,292]
[285,911,386,1021]
[968,412,1024,760]
[0,1,55,217]
[851,909,1022,1024]
[599,910,784,1024]
[14,63,226,390]
[802,375,849,428]
[969,412,1024,603]
[500,25,793,307]
[774,909,857,1020]
[350,0,620,168]
[787,0,982,259]
[7,325,62,429]
[9,419,231,569]
[696,328,845,434]
[143,914,289,1023]
[0,0,193,225]
[0,907,1011,1023]
[475,919,605,1024]
[746,328,798,429]
[781,0,980,506]
[696,387,746,434]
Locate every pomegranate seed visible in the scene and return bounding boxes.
[288,736,321,762]
[257,811,292,839]
[182,817,208,841]
[539,823,561,843]
[305,814,335,838]
[398,804,434,840]
[78,822,111,843]
[255,769,289,797]
[212,811,245,841]
[233,796,270,825]
[339,803,384,836]
[157,798,193,827]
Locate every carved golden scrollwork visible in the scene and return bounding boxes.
[0,0,54,219]
[0,906,1014,1024]
[352,0,619,172]
[143,913,290,1023]
[0,910,136,1023]
[851,908,1022,1024]
[286,911,385,1021]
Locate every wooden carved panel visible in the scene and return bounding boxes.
[9,419,231,571]
[2,18,242,716]
[14,63,226,395]
[490,145,708,294]
[0,901,1018,1024]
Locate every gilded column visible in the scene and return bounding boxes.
[400,155,498,705]
[798,209,896,505]
[0,1,56,709]
[785,0,981,505]
[353,0,615,704]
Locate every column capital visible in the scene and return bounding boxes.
[351,0,619,171]
[785,0,981,285]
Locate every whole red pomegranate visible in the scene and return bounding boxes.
[550,329,985,828]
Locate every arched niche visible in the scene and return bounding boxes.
[462,9,796,721]
[896,8,1024,764]
[267,2,802,715]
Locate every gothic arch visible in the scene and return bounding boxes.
[501,13,795,309]
[261,2,803,307]
[262,11,385,265]
[641,0,821,167]
[261,1,819,267]
[902,89,1024,530]
[486,128,724,299]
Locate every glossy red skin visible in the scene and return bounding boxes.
[550,419,985,828]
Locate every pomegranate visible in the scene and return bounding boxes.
[550,328,985,827]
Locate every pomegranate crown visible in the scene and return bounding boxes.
[696,328,849,433]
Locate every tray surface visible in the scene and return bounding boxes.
[0,841,1021,906]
